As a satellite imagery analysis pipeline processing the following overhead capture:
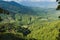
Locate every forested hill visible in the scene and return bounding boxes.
[0,1,35,15]
[0,1,56,15]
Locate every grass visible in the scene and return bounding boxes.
[0,14,60,40]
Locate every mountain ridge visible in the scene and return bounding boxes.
[0,1,56,16]
[20,1,57,8]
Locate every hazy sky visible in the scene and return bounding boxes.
[4,0,56,2]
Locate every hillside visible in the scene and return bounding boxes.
[0,1,35,15]
[0,1,60,40]
[0,13,60,40]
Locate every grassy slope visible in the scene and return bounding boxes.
[0,14,60,40]
[27,20,60,40]
[14,13,60,40]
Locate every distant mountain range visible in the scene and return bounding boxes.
[20,1,57,8]
[0,1,57,16]
[0,1,35,15]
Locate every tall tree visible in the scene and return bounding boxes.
[56,0,60,10]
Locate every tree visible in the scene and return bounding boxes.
[58,16,60,19]
[56,0,60,10]
[0,16,3,21]
[0,26,6,33]
[56,29,60,40]
[29,16,32,24]
[56,5,60,10]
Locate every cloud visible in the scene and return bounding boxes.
[30,0,56,2]
[3,0,56,2]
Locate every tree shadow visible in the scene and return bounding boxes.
[56,29,60,40]
[0,33,37,40]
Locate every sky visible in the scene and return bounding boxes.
[3,0,56,2]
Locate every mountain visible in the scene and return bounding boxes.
[0,1,51,15]
[0,1,57,16]
[20,1,57,8]
[0,1,36,15]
